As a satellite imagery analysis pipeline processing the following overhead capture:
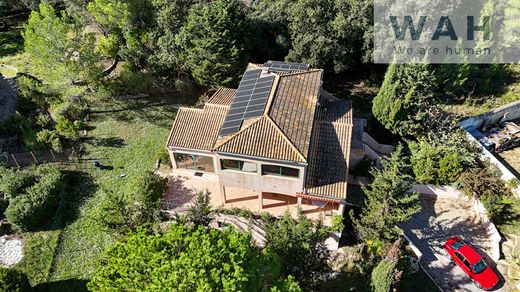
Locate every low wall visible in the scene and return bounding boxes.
[413,184,502,262]
[459,100,520,130]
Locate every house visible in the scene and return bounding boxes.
[166,61,364,218]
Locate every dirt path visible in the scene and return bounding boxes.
[0,75,16,121]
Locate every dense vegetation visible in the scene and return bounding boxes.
[1,0,519,290]
[88,224,301,291]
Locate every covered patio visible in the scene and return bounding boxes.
[162,168,340,224]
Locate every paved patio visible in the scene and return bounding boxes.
[401,194,505,291]
[162,169,337,224]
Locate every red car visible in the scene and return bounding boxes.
[444,237,499,290]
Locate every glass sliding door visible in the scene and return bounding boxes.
[174,153,215,173]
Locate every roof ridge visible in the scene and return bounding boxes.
[204,103,230,109]
[263,75,280,116]
[212,117,263,150]
[264,116,307,163]
[273,68,323,77]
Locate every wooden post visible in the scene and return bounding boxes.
[258,192,263,211]
[297,197,302,207]
[11,154,19,168]
[30,151,39,165]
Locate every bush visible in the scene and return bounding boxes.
[0,167,36,199]
[371,259,395,292]
[54,115,80,140]
[0,267,31,292]
[456,165,513,220]
[92,172,167,232]
[5,165,66,231]
[36,130,63,152]
[186,190,212,228]
[409,132,477,185]
[330,215,344,233]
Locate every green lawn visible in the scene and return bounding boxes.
[15,231,61,286]
[15,96,188,288]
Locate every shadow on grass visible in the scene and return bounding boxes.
[32,278,88,292]
[52,171,97,229]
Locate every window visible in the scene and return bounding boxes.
[463,259,471,270]
[220,159,257,173]
[261,164,299,178]
[472,260,487,274]
[451,240,465,250]
[455,252,465,262]
[174,153,214,172]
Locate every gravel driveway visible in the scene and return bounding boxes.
[401,194,504,292]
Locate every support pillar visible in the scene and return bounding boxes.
[220,185,227,204]
[258,192,263,211]
[338,201,347,216]
[168,149,178,169]
[297,197,302,207]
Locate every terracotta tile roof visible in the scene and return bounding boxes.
[305,99,353,200]
[268,70,323,159]
[207,88,237,106]
[215,116,306,162]
[167,104,228,151]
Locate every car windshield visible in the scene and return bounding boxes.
[451,241,465,250]
[473,260,487,274]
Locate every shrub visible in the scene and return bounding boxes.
[5,165,66,231]
[409,132,477,185]
[0,268,31,292]
[92,172,167,232]
[36,130,63,152]
[0,167,36,199]
[370,259,395,292]
[155,147,170,165]
[54,115,79,140]
[330,215,344,233]
[456,165,513,220]
[88,225,294,291]
[438,152,463,183]
[186,190,212,228]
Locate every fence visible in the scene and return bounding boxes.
[0,149,76,168]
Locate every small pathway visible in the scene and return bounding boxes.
[0,75,16,121]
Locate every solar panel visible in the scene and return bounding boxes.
[218,69,275,136]
[262,61,309,72]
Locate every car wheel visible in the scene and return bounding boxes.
[474,281,482,289]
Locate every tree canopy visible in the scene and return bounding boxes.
[23,4,101,85]
[264,212,331,290]
[352,146,421,243]
[88,224,301,291]
[177,0,247,86]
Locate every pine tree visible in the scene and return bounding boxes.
[352,145,421,243]
[177,0,246,87]
[372,64,437,137]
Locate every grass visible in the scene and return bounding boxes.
[47,96,182,283]
[11,96,187,288]
[15,231,61,286]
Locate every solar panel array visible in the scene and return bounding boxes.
[262,61,309,72]
[219,69,275,136]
